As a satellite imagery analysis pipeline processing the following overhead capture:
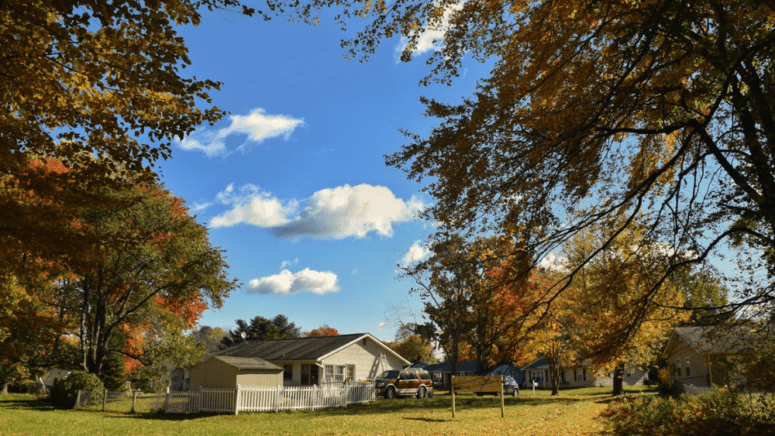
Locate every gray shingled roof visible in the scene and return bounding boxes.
[215,333,379,361]
[520,357,548,371]
[672,326,769,355]
[423,361,478,373]
[213,356,282,370]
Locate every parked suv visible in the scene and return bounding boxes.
[375,369,433,399]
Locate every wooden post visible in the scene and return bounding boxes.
[74,390,81,409]
[102,389,107,412]
[131,391,137,413]
[499,375,505,418]
[164,386,170,413]
[235,385,241,415]
[451,376,456,418]
[274,385,280,413]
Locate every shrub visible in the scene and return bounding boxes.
[600,389,775,436]
[50,371,104,409]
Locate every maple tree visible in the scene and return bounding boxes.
[304,325,340,337]
[29,183,236,376]
[265,0,775,334]
[0,0,252,276]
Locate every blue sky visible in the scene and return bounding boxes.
[157,9,487,341]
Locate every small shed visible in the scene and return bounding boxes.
[189,356,283,390]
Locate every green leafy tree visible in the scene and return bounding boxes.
[50,371,104,409]
[222,315,302,347]
[32,183,236,376]
[190,326,230,353]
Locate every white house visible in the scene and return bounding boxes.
[211,333,409,387]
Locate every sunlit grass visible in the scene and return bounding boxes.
[0,390,646,435]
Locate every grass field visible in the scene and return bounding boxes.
[0,387,655,435]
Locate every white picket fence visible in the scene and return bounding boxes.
[165,383,375,414]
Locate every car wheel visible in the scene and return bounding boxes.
[385,387,396,400]
[416,387,427,399]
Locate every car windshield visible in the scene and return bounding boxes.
[378,371,400,379]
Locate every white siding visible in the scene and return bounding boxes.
[322,338,405,382]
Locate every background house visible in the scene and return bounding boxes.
[423,361,478,388]
[660,326,767,389]
[189,356,283,390]
[520,357,647,388]
[213,333,409,386]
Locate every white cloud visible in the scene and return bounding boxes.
[401,240,431,266]
[211,183,426,239]
[247,268,339,295]
[377,322,388,331]
[538,253,568,272]
[396,2,463,58]
[177,108,304,157]
[211,183,298,228]
[188,202,213,214]
[280,259,299,269]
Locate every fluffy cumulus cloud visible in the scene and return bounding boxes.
[401,240,431,266]
[248,268,339,295]
[377,322,388,331]
[178,108,304,157]
[211,183,298,228]
[211,183,425,239]
[396,2,463,57]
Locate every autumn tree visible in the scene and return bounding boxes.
[386,335,437,364]
[403,233,533,375]
[558,223,690,395]
[304,325,340,337]
[0,275,78,394]
[31,183,236,376]
[0,0,253,277]
[263,0,775,342]
[222,314,302,347]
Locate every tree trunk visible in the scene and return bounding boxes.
[0,383,8,395]
[612,363,625,396]
[547,356,560,396]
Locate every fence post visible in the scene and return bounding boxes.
[131,390,137,413]
[235,385,240,415]
[274,385,280,413]
[164,386,170,413]
[74,390,81,410]
[102,389,107,412]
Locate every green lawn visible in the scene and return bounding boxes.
[0,388,655,435]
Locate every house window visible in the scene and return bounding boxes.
[685,358,691,377]
[347,364,355,383]
[301,364,319,385]
[582,368,586,382]
[363,338,367,346]
[676,359,682,377]
[573,369,577,381]
[325,365,346,383]
[284,365,293,381]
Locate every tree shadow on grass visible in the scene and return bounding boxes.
[0,396,57,411]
